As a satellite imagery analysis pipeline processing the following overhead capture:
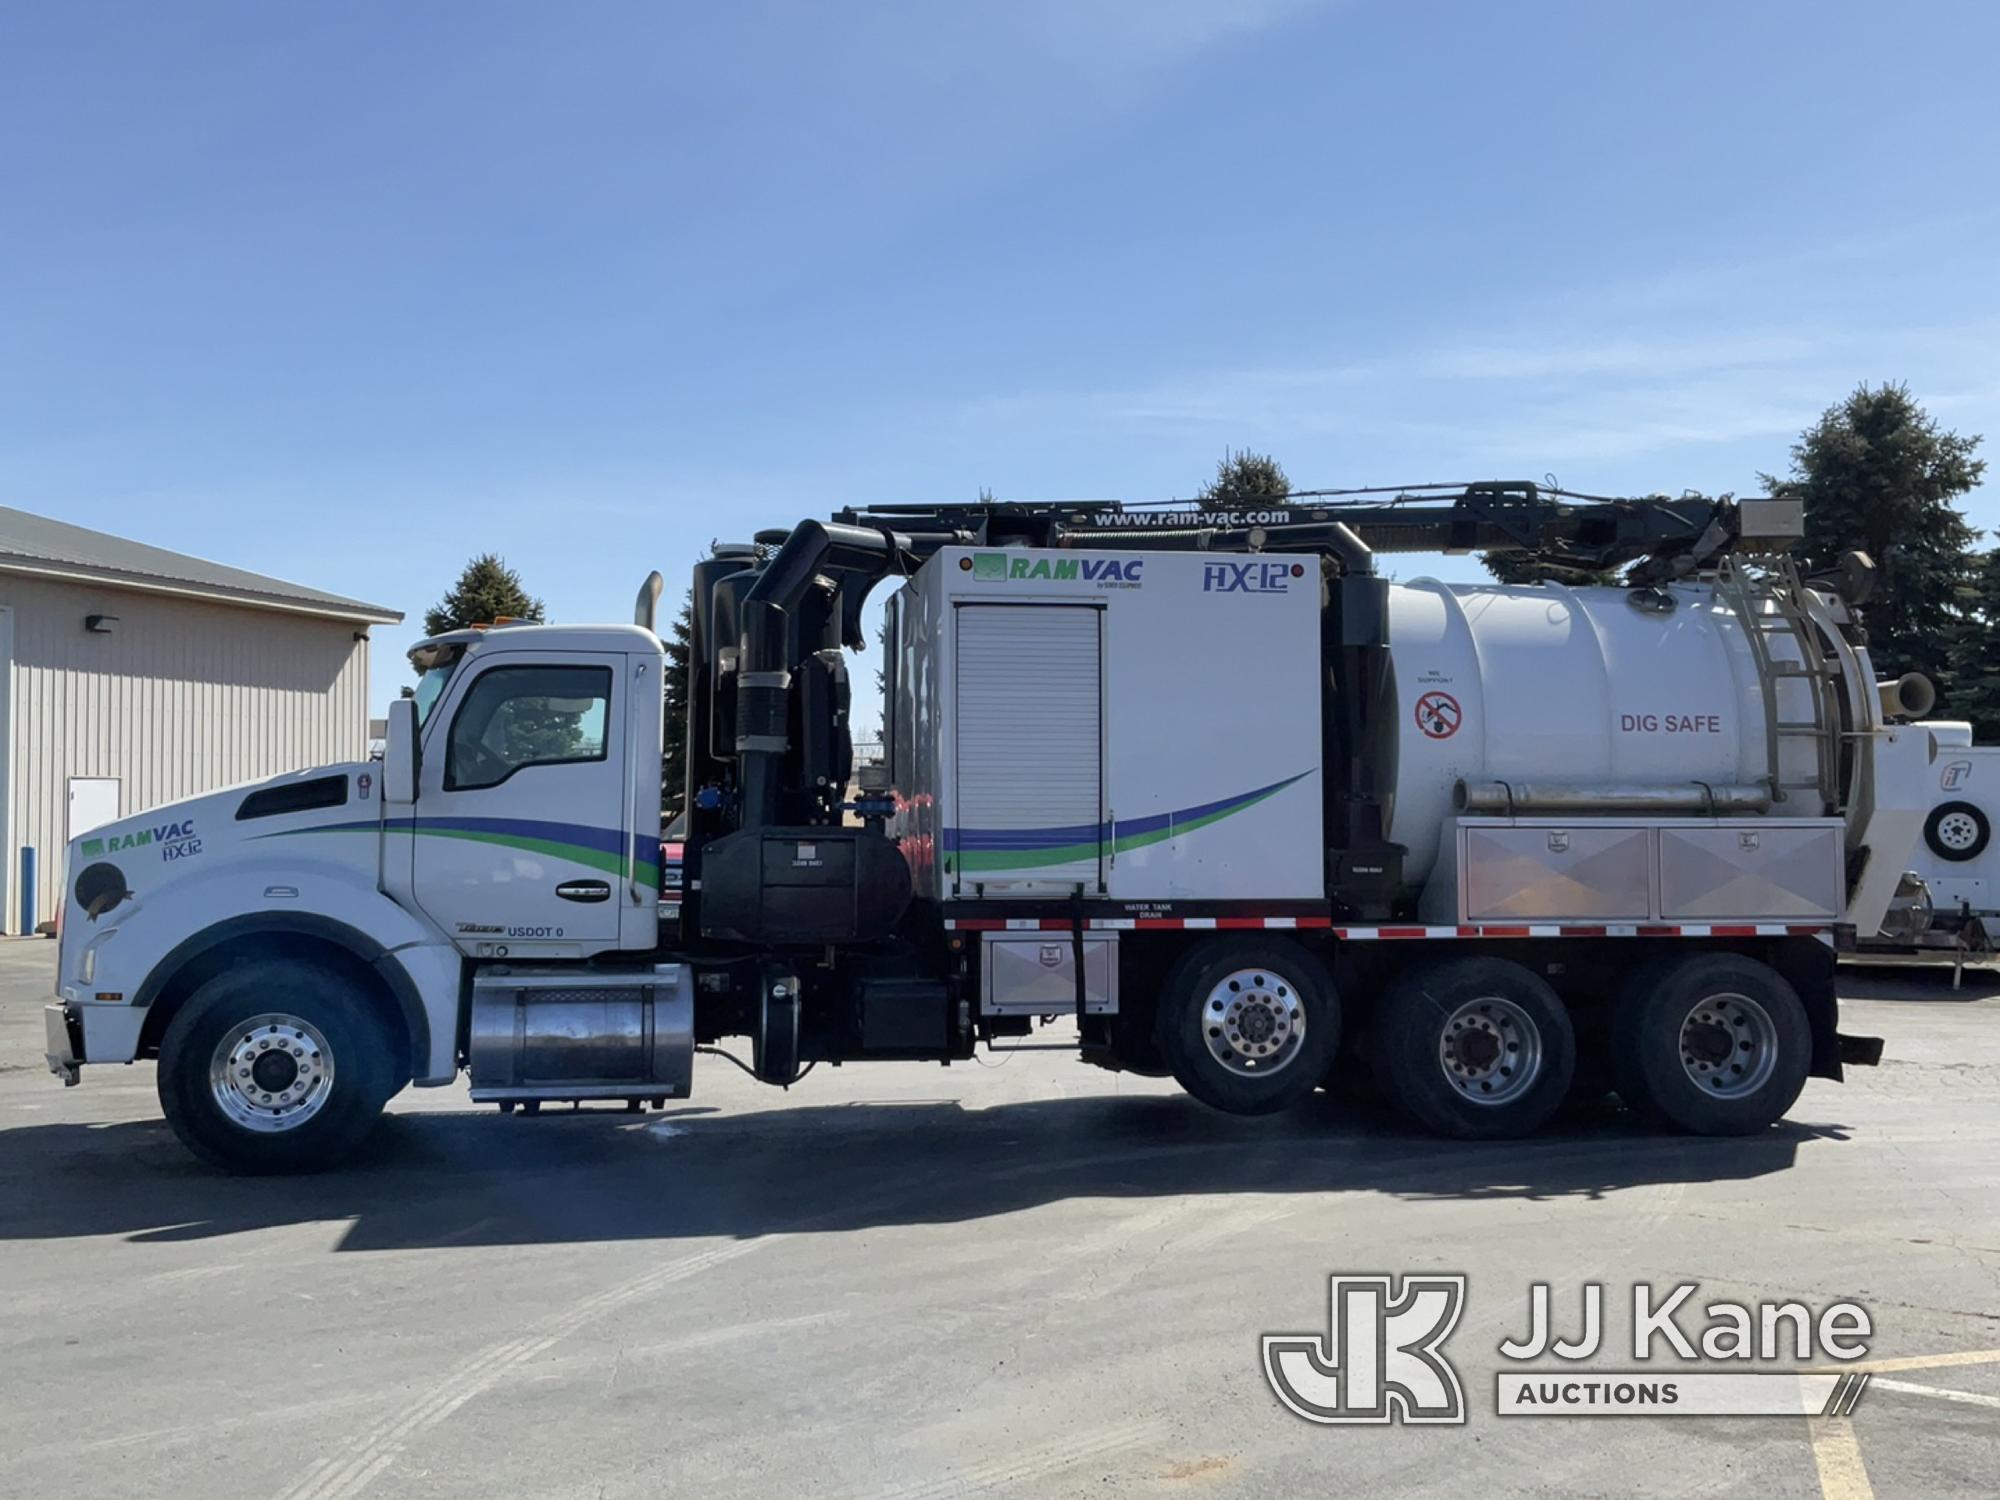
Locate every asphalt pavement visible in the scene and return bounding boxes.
[2,939,1996,1499]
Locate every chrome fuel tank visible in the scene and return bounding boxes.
[468,964,693,1104]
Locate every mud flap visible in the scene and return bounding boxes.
[1837,1033,1885,1068]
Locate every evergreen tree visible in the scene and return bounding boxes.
[420,554,575,760]
[1948,548,2000,739]
[422,553,545,637]
[1199,449,1290,503]
[1761,383,1984,696]
[661,591,694,815]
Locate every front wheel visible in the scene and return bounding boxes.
[1156,938,1338,1115]
[157,959,398,1173]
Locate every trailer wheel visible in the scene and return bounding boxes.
[1924,801,1991,863]
[1611,954,1810,1136]
[1373,957,1575,1139]
[1156,938,1337,1115]
[157,959,397,1173]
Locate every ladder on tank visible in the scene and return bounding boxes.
[1717,554,1846,814]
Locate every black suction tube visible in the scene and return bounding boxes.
[735,521,913,829]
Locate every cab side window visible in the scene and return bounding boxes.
[445,665,612,791]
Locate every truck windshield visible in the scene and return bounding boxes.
[409,649,463,728]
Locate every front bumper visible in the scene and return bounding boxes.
[45,1003,81,1086]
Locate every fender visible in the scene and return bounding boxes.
[132,911,442,1081]
[74,855,463,1082]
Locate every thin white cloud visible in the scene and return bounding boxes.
[951,241,2000,471]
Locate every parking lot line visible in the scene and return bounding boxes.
[1869,1377,2000,1411]
[1809,1416,1875,1500]
[1844,1347,2000,1375]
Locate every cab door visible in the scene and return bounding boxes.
[412,652,636,957]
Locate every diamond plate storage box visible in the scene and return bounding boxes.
[1657,824,1844,920]
[981,932,1119,1016]
[1460,823,1654,922]
[1423,817,1845,925]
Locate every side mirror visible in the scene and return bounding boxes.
[384,697,420,805]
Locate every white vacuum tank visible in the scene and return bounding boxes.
[1381,578,1831,885]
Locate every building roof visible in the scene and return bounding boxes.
[0,506,403,625]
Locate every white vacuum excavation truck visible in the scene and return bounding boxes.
[46,483,1930,1170]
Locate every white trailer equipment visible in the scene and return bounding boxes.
[45,484,1928,1170]
[1866,718,2000,963]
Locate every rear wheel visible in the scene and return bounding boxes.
[1156,938,1337,1115]
[158,959,398,1173]
[1374,957,1575,1139]
[1611,954,1810,1136]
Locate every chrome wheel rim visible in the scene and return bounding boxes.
[209,1014,334,1132]
[1678,992,1779,1098]
[1202,968,1306,1076]
[1936,810,1982,852]
[1436,995,1543,1105]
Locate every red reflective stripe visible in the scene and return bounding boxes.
[1787,924,1828,936]
[1135,918,1182,930]
[1376,926,1430,939]
[1296,915,1334,928]
[1478,926,1532,938]
[1711,925,1758,937]
[1215,917,1265,929]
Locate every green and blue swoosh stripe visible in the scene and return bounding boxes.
[262,816,661,888]
[946,771,1313,873]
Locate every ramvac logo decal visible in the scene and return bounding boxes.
[81,820,202,863]
[969,553,1144,587]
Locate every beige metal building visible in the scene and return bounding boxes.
[0,508,401,933]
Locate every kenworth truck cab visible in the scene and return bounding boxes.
[47,487,1918,1171]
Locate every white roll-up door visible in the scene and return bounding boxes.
[954,604,1103,894]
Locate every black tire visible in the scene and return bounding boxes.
[1611,954,1810,1136]
[157,959,398,1173]
[1155,938,1337,1115]
[1373,957,1576,1140]
[1924,800,1991,863]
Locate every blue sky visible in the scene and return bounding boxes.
[5,1,1997,733]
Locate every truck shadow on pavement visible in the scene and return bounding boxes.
[0,1091,1845,1252]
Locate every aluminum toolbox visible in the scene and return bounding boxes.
[980,931,1119,1016]
[1656,823,1845,920]
[1422,816,1844,925]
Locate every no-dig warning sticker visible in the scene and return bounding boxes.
[1415,690,1462,739]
